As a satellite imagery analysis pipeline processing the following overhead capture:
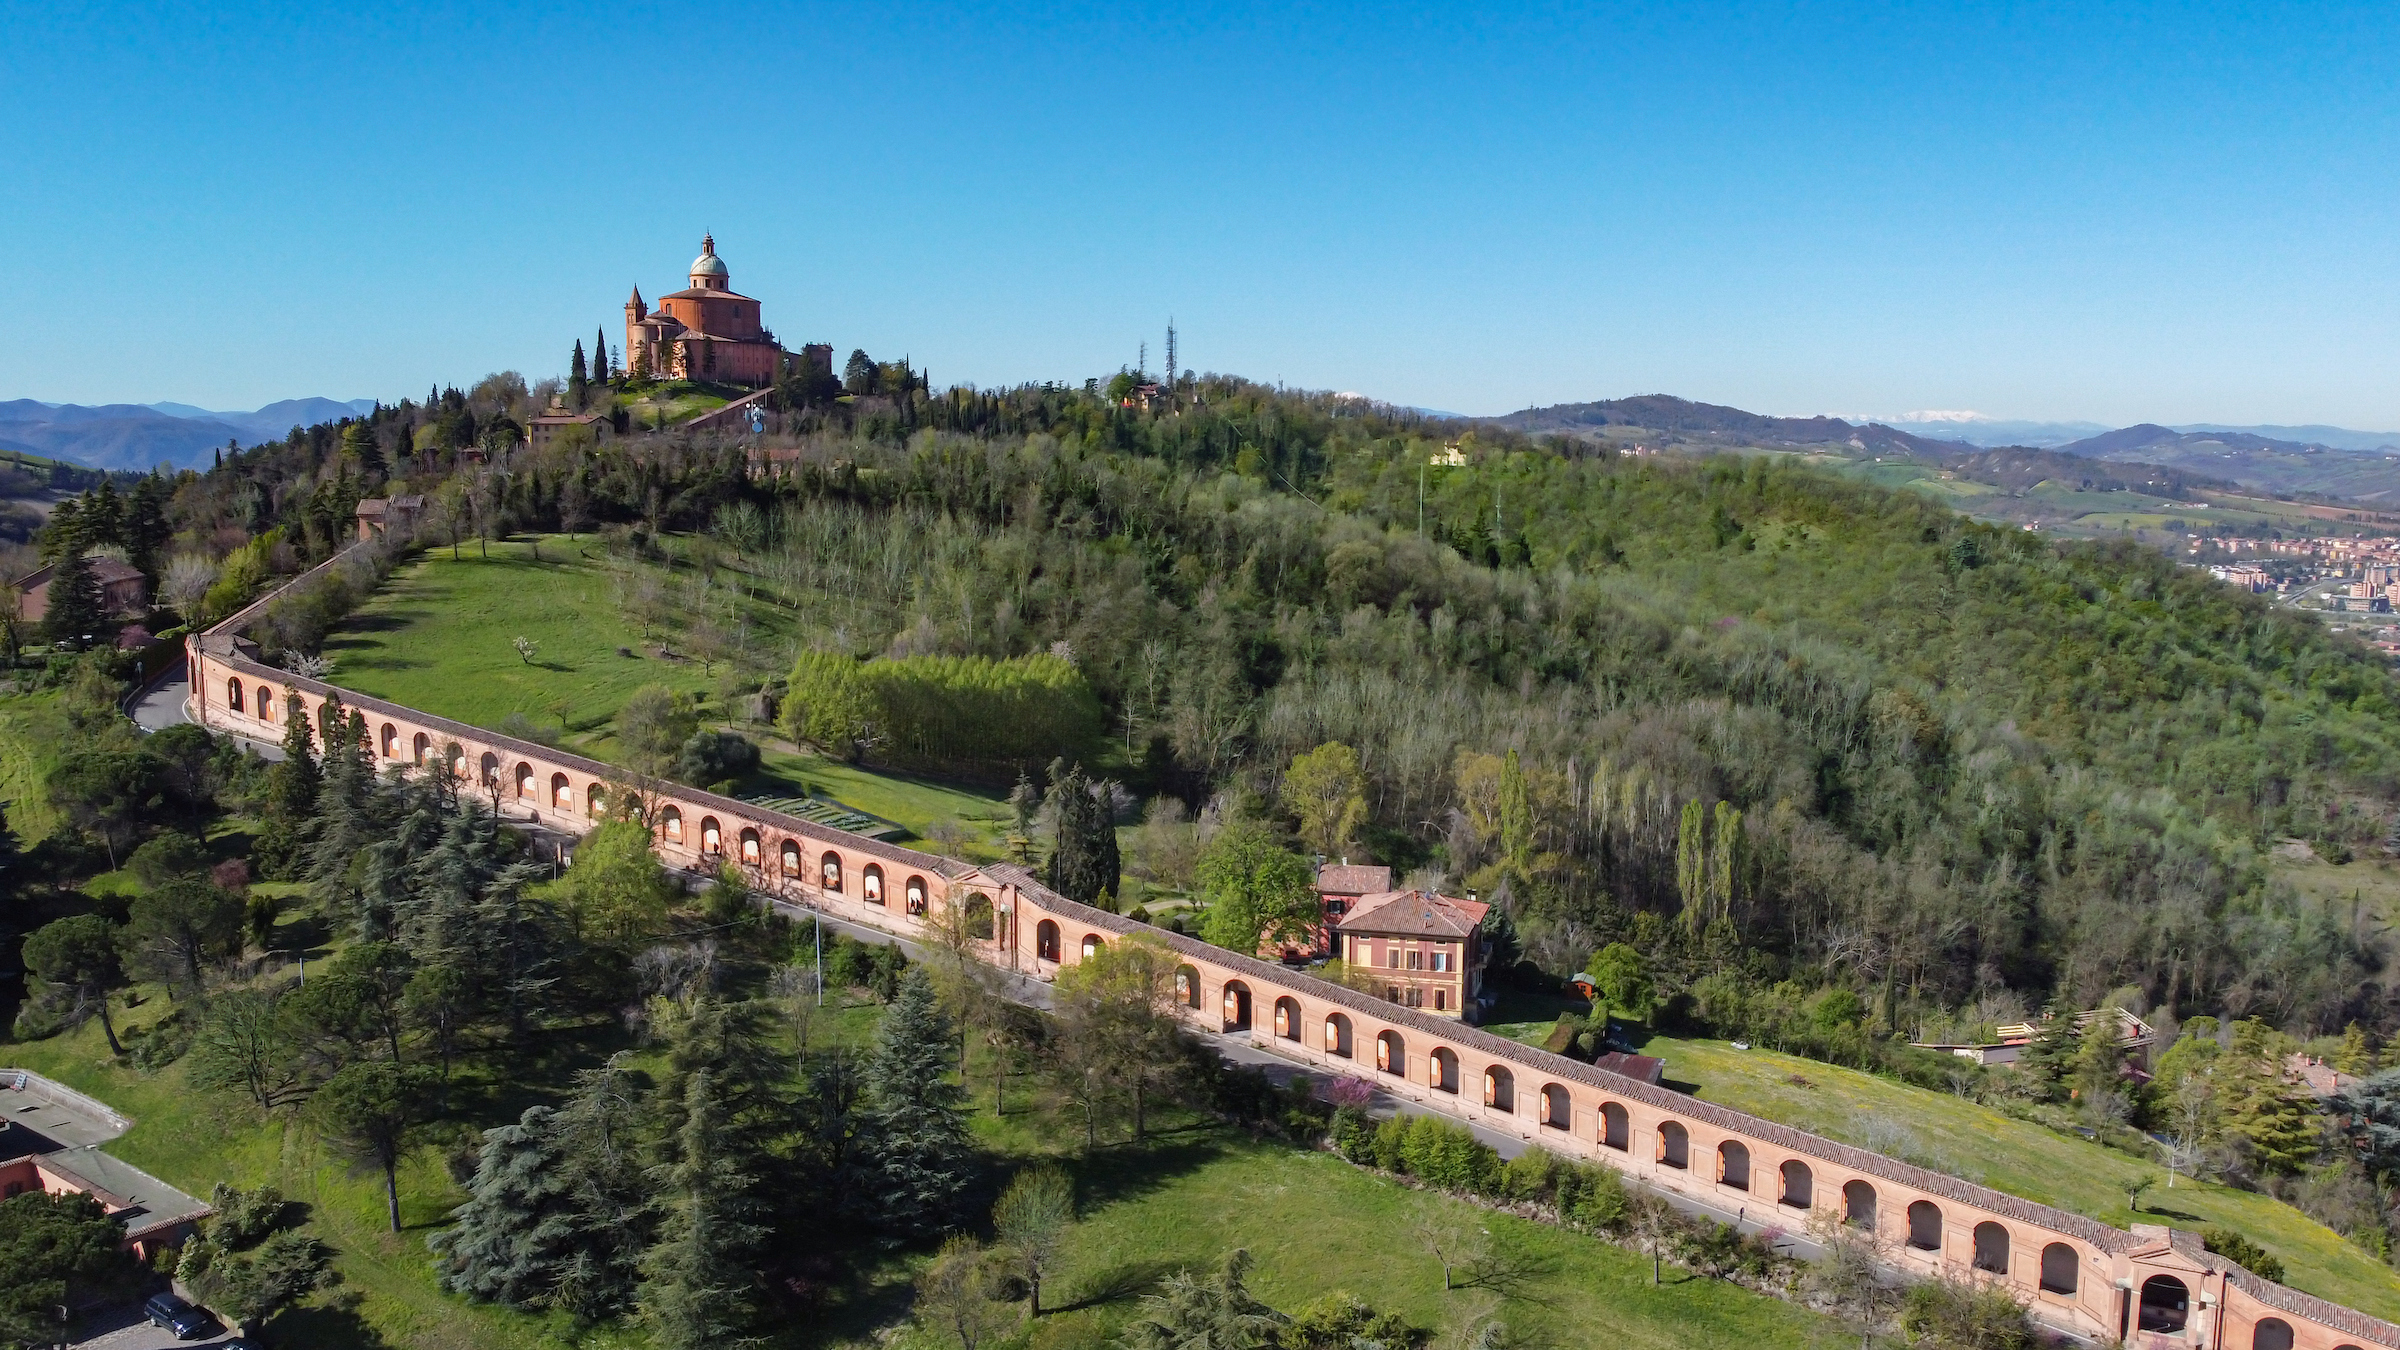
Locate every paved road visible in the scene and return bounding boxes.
[126,659,192,734]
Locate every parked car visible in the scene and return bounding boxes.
[142,1291,216,1339]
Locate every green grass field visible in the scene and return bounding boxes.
[1479,1017,2400,1321]
[0,690,71,841]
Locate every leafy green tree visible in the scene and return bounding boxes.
[45,747,168,867]
[2218,1019,2319,1175]
[1044,763,1120,907]
[1196,822,1317,953]
[311,1059,434,1232]
[615,684,697,779]
[636,1070,765,1350]
[553,819,674,948]
[123,875,243,996]
[916,1235,1012,1350]
[992,1164,1074,1315]
[176,1187,337,1334]
[126,829,208,889]
[843,348,876,395]
[1280,742,1366,859]
[1049,936,1190,1144]
[1587,942,1653,1023]
[188,988,298,1109]
[21,914,127,1052]
[864,967,974,1238]
[0,1190,139,1345]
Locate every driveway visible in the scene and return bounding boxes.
[65,1301,238,1348]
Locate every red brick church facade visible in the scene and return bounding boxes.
[625,235,827,387]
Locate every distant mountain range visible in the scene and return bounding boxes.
[1486,397,2400,504]
[0,398,378,472]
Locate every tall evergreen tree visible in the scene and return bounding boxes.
[636,1070,764,1350]
[597,327,613,381]
[41,550,107,648]
[430,1104,578,1308]
[863,967,973,1239]
[255,694,322,879]
[1043,763,1120,907]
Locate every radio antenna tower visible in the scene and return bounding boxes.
[1164,318,1178,389]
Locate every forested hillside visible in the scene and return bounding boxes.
[150,376,2400,1043]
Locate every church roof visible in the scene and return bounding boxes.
[658,286,758,303]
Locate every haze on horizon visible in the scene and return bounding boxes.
[5,2,2397,429]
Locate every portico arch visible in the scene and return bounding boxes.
[2038,1242,2077,1295]
[1080,933,1103,958]
[1657,1121,1689,1169]
[1273,997,1301,1041]
[1174,965,1201,1009]
[1222,981,1252,1031]
[412,731,431,764]
[1719,1141,1750,1189]
[1324,1013,1353,1057]
[1843,1180,1877,1230]
[2138,1276,2189,1335]
[515,762,535,798]
[227,677,245,713]
[862,864,885,905]
[739,827,762,865]
[905,875,928,914]
[1376,1029,1404,1075]
[782,840,801,877]
[699,816,723,855]
[1484,1065,1514,1112]
[1779,1160,1813,1209]
[381,722,399,757]
[819,851,842,891]
[552,773,573,809]
[1429,1047,1459,1093]
[480,752,499,786]
[1971,1221,2008,1274]
[1907,1200,1942,1251]
[1035,920,1060,962]
[660,806,683,842]
[2254,1320,2294,1350]
[1540,1083,1572,1129]
[1599,1101,1629,1150]
[587,784,606,816]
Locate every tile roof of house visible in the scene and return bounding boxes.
[10,556,145,591]
[1316,863,1393,895]
[1339,889,1488,938]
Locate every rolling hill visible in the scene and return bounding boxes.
[0,396,377,471]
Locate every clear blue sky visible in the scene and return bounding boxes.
[6,2,2398,426]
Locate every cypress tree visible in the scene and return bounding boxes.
[1043,763,1120,908]
[863,967,972,1239]
[597,327,612,381]
[256,694,322,878]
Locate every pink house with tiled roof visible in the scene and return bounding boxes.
[1336,888,1490,1020]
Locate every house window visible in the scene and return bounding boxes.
[1406,987,1423,1008]
[1386,985,1400,1002]
[1431,950,1450,972]
[1434,990,1446,1011]
[1407,949,1422,970]
[1387,948,1401,969]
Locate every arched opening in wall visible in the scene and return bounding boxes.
[1080,933,1103,959]
[1971,1221,2008,1273]
[739,828,761,865]
[964,894,993,939]
[660,806,683,842]
[1843,1181,1877,1230]
[1485,1066,1514,1112]
[1222,982,1252,1032]
[781,841,801,877]
[1429,1048,1459,1094]
[587,784,607,816]
[228,678,244,714]
[413,732,430,764]
[1599,1102,1629,1150]
[381,723,399,758]
[1274,997,1300,1041]
[1036,920,1060,962]
[1906,1201,1942,1252]
[2252,1320,2293,1350]
[2137,1276,2189,1335]
[1718,1141,1750,1190]
[480,752,500,786]
[1540,1084,1571,1130]
[1779,1160,1813,1209]
[2038,1243,2078,1295]
[700,817,722,855]
[452,748,469,779]
[1376,1030,1404,1076]
[552,774,573,810]
[862,865,884,906]
[905,876,928,914]
[1325,1014,1353,1058]
[819,852,842,891]
[1174,965,1201,1009]
[515,763,535,798]
[1657,1121,1689,1169]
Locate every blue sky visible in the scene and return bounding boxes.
[5,1,2398,425]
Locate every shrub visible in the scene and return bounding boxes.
[1898,1276,2036,1350]
[2201,1226,2286,1282]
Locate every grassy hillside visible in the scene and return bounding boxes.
[0,689,73,842]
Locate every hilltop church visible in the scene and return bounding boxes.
[624,235,829,387]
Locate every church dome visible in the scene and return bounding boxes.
[690,233,728,279]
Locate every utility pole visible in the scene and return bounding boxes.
[815,915,824,1008]
[1419,459,1427,539]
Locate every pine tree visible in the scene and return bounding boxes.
[429,1104,578,1308]
[864,967,973,1239]
[597,327,613,382]
[41,550,106,648]
[636,1070,765,1350]
[1044,764,1120,908]
[2019,1010,2082,1102]
[256,693,321,878]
